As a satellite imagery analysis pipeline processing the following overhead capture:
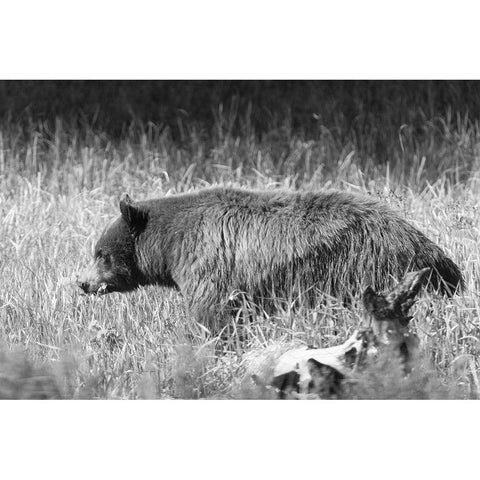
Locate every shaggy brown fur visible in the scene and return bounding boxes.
[77,188,463,326]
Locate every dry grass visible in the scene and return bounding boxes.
[0,106,479,399]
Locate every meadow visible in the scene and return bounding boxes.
[0,83,479,398]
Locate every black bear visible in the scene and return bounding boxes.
[77,188,463,326]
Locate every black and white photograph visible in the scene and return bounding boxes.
[1,1,479,479]
[0,80,476,400]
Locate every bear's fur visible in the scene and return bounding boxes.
[77,188,464,326]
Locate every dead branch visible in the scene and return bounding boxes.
[255,268,430,399]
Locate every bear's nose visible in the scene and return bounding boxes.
[76,279,90,293]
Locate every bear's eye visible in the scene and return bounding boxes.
[103,253,112,267]
[96,250,111,267]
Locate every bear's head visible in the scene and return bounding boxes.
[76,194,148,295]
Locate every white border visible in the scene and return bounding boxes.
[0,400,478,479]
[2,1,480,79]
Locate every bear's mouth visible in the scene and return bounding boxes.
[79,282,110,296]
[96,282,109,295]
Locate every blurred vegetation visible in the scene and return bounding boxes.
[1,80,480,164]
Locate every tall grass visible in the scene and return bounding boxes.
[0,92,479,398]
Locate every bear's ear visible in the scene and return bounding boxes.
[119,193,148,235]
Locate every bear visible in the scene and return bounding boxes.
[76,187,464,328]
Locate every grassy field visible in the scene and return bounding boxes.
[0,98,479,399]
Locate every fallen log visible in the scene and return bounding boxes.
[257,268,430,399]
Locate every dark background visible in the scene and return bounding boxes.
[1,80,478,132]
[1,80,479,162]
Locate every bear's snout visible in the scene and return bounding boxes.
[76,266,104,294]
[76,271,92,293]
[75,263,112,295]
